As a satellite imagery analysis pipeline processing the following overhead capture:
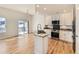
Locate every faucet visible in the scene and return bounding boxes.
[37,24,42,34]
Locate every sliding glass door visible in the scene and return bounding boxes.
[18,20,28,35]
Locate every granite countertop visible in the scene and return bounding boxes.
[60,28,72,31]
[34,33,48,38]
[45,28,72,31]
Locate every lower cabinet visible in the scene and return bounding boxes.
[59,30,73,43]
[59,31,64,40]
[44,29,51,38]
[34,35,48,54]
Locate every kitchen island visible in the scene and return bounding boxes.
[34,33,48,54]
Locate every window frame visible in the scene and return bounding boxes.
[0,17,6,33]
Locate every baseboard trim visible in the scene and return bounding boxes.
[59,39,72,44]
[51,37,72,44]
[0,35,18,40]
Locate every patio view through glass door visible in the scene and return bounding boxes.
[18,20,28,35]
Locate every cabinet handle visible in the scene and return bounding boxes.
[76,35,78,37]
[72,35,78,38]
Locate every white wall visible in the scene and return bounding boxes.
[0,7,32,39]
[32,13,45,32]
[76,4,79,53]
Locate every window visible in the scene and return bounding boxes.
[0,17,6,33]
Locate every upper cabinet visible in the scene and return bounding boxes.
[60,12,73,25]
[52,14,60,21]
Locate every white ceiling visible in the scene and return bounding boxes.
[36,4,73,15]
[0,4,35,15]
[0,4,73,15]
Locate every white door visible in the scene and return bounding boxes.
[76,5,79,53]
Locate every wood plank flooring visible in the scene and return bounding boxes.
[48,38,73,54]
[0,34,73,54]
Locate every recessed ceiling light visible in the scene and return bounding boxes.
[44,8,47,10]
[36,5,40,7]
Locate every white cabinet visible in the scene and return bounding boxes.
[60,31,73,43]
[60,14,65,25]
[64,13,73,25]
[60,12,73,25]
[65,31,73,42]
[59,12,73,43]
[60,31,65,40]
[44,29,51,38]
[34,34,48,54]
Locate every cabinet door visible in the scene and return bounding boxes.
[64,31,73,43]
[60,12,73,25]
[34,36,43,54]
[59,31,65,40]
[60,14,65,25]
[60,31,73,43]
[64,13,73,25]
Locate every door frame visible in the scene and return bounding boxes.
[18,20,29,35]
[72,4,76,53]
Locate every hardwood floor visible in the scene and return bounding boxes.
[48,38,73,54]
[0,34,73,54]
